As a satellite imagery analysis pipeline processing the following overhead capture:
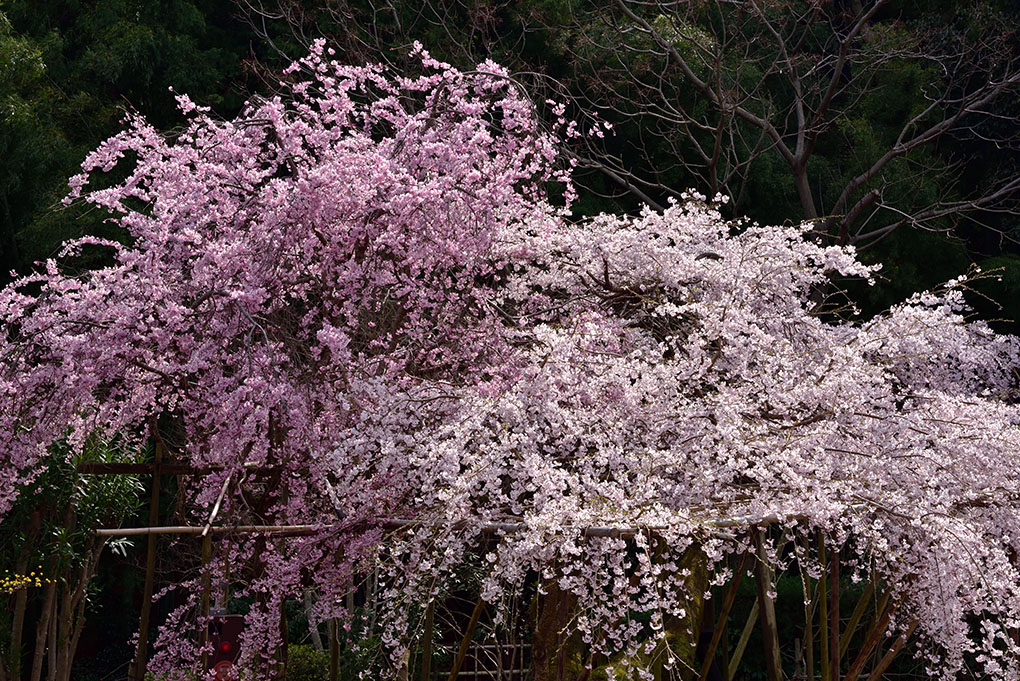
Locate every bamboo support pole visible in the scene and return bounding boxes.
[129,442,163,681]
[727,600,758,681]
[446,597,485,681]
[97,510,827,538]
[829,546,840,681]
[753,531,782,681]
[839,581,874,660]
[202,474,232,537]
[77,461,276,475]
[863,619,919,681]
[697,553,748,681]
[98,525,320,537]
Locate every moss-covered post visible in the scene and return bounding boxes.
[594,545,710,681]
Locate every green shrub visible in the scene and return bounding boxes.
[286,644,329,681]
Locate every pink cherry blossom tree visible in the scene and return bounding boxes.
[0,41,571,679]
[2,42,1019,681]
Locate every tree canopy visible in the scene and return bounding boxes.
[2,44,1019,680]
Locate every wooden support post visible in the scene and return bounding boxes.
[421,601,434,681]
[200,533,212,671]
[129,442,163,681]
[446,597,485,681]
[698,553,748,681]
[753,531,782,681]
[829,547,840,681]
[863,619,919,681]
[328,619,340,681]
[839,581,874,660]
[844,597,895,681]
[727,600,758,681]
[819,537,829,681]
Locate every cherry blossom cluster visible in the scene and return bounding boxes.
[0,41,566,678]
[379,200,1020,678]
[1,43,1018,680]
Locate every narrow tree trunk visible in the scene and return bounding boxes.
[328,619,339,681]
[698,553,747,681]
[395,647,410,681]
[586,546,709,681]
[278,597,289,680]
[131,442,163,681]
[844,597,895,681]
[30,577,57,681]
[59,592,89,681]
[9,509,42,679]
[420,602,434,681]
[863,619,918,681]
[818,537,829,681]
[447,597,485,681]
[200,534,212,672]
[839,581,874,660]
[801,536,814,681]
[57,542,105,681]
[46,592,57,681]
[53,565,73,681]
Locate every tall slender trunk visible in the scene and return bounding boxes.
[9,510,42,678]
[829,548,840,681]
[30,577,57,681]
[50,537,106,681]
[47,595,57,681]
[753,531,782,681]
[59,592,89,681]
[278,596,289,680]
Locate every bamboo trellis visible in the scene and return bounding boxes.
[82,457,915,681]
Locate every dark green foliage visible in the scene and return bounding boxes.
[848,228,973,318]
[0,439,144,679]
[967,254,1020,335]
[0,0,252,284]
[286,644,328,681]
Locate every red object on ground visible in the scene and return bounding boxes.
[207,615,243,675]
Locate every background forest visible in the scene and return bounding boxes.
[1,1,1019,680]
[2,0,1020,321]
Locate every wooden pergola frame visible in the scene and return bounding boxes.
[81,454,916,681]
